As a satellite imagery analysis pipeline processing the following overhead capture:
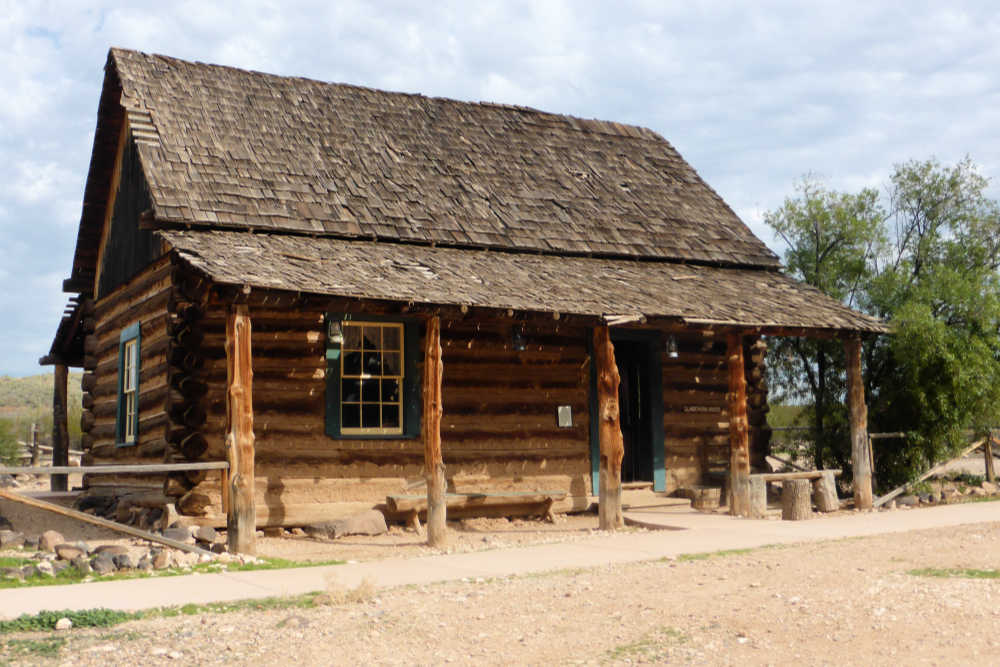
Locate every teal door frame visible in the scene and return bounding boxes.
[589,329,666,494]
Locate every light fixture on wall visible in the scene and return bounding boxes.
[511,325,527,351]
[665,335,679,359]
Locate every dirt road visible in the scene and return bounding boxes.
[4,521,999,665]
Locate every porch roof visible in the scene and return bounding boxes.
[161,230,888,334]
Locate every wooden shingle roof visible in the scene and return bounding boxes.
[160,230,888,334]
[71,47,779,284]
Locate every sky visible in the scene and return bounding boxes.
[2,0,1000,376]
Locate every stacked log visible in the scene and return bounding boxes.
[743,336,772,471]
[162,288,210,514]
[78,298,97,467]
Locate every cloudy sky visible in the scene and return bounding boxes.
[2,1,999,376]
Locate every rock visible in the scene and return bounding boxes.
[262,526,283,538]
[918,493,930,503]
[982,481,998,494]
[152,549,172,570]
[173,551,198,569]
[306,510,388,539]
[897,495,919,507]
[972,487,988,497]
[162,527,195,544]
[928,492,941,504]
[0,514,13,530]
[211,542,228,554]
[71,555,92,574]
[22,535,39,550]
[52,560,70,575]
[92,544,129,557]
[54,617,73,631]
[55,544,85,561]
[21,565,38,578]
[35,560,55,577]
[137,555,153,572]
[0,530,26,548]
[39,530,65,552]
[194,526,218,544]
[91,554,117,574]
[1,567,24,580]
[113,553,134,570]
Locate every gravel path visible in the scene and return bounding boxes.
[4,521,998,665]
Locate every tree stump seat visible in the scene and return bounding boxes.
[746,470,842,519]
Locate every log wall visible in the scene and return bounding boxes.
[181,299,592,526]
[80,256,173,492]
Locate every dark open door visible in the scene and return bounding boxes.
[615,340,654,483]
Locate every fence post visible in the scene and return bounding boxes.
[30,423,40,467]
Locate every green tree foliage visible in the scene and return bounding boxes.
[766,158,1000,489]
[0,419,18,465]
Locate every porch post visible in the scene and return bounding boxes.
[423,315,447,546]
[845,336,872,509]
[226,304,256,554]
[51,362,70,492]
[594,325,624,530]
[727,334,751,516]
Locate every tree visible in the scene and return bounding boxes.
[764,177,885,471]
[766,158,1000,489]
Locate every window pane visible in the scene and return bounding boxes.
[362,404,380,428]
[363,351,382,375]
[383,352,400,376]
[362,326,380,350]
[342,378,361,403]
[343,351,362,376]
[343,324,362,349]
[381,379,400,402]
[382,404,400,429]
[342,403,361,429]
[383,326,400,352]
[361,379,379,402]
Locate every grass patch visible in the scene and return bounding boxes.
[0,556,344,590]
[908,568,1000,579]
[1,636,68,660]
[605,626,688,663]
[676,548,755,562]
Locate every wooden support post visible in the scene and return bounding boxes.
[226,305,256,555]
[727,334,751,517]
[594,325,624,530]
[423,315,447,547]
[985,437,996,483]
[813,471,840,512]
[51,363,70,492]
[845,337,872,510]
[30,423,40,467]
[748,476,768,519]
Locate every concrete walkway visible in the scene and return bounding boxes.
[1,502,997,619]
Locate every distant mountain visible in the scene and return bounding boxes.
[0,372,83,418]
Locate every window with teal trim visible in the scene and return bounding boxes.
[116,322,141,446]
[325,314,421,439]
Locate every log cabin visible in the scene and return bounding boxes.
[41,49,887,539]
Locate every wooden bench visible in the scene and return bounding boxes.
[748,470,841,519]
[386,490,568,529]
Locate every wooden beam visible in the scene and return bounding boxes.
[874,438,986,507]
[845,336,872,509]
[423,315,447,546]
[985,437,996,483]
[0,488,213,556]
[51,363,70,492]
[727,333,751,517]
[0,462,228,475]
[225,305,256,555]
[593,324,624,530]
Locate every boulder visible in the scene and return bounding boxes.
[55,544,86,561]
[52,560,70,575]
[54,618,73,631]
[972,487,988,497]
[152,549,171,570]
[1,566,24,580]
[0,474,17,488]
[39,530,65,552]
[162,526,195,544]
[71,555,92,574]
[112,553,134,570]
[981,481,998,495]
[0,530,26,548]
[897,495,919,507]
[0,514,13,530]
[194,526,218,544]
[137,555,153,572]
[92,544,129,557]
[35,561,55,577]
[90,554,117,575]
[22,535,39,550]
[305,510,388,539]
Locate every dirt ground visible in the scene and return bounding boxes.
[3,521,999,665]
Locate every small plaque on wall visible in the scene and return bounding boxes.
[557,405,573,428]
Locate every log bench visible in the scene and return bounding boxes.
[386,490,568,530]
[748,470,841,520]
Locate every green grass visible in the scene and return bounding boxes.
[676,548,755,562]
[908,568,1000,579]
[0,556,344,590]
[1,636,67,661]
[605,626,688,663]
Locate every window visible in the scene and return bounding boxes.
[325,314,420,438]
[116,322,141,446]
